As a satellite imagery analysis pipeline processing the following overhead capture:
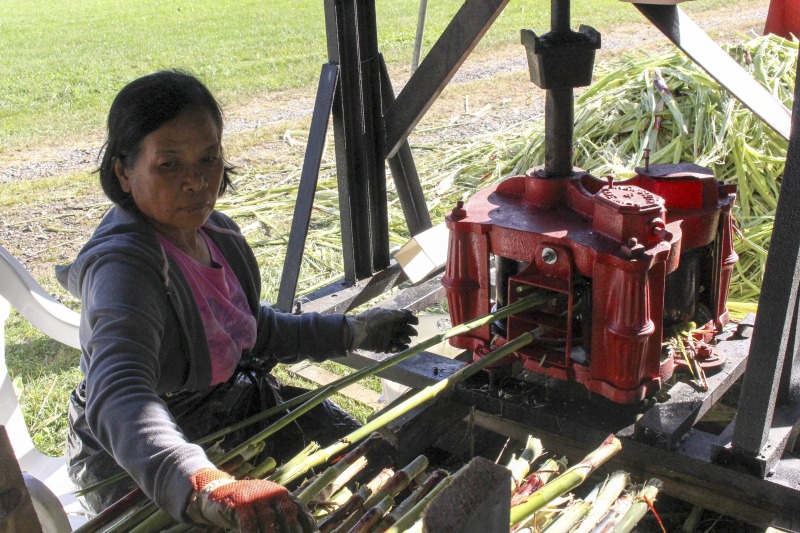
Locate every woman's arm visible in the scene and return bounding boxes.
[80,253,214,521]
[251,305,350,364]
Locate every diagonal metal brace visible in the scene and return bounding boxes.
[635,4,791,141]
[384,0,510,158]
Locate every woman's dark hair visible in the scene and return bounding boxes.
[98,69,234,209]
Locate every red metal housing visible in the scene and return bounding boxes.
[442,163,737,403]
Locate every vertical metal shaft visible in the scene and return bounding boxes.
[544,89,574,177]
[544,0,574,178]
[551,0,570,32]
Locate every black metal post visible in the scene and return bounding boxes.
[331,0,390,282]
[721,53,800,468]
[521,0,598,179]
[544,88,574,178]
[544,0,574,178]
[276,64,339,311]
[551,0,570,33]
[380,56,432,236]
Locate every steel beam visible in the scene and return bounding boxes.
[276,64,338,312]
[386,144,432,237]
[634,4,791,141]
[380,56,432,237]
[779,296,800,404]
[331,0,390,283]
[728,55,800,457]
[384,0,510,158]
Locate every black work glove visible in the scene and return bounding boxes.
[346,308,419,353]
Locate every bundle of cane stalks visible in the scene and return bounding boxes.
[79,431,657,532]
[284,433,657,533]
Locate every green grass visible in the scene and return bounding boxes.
[5,314,82,457]
[0,0,674,151]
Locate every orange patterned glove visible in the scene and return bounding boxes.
[187,468,317,532]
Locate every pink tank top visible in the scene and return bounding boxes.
[158,229,257,385]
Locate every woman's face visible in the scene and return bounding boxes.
[116,109,224,239]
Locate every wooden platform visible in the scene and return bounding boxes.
[287,362,383,410]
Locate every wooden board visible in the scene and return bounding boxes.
[288,362,383,410]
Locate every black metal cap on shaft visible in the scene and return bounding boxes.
[521,0,600,178]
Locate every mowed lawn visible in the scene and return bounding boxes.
[0,0,728,150]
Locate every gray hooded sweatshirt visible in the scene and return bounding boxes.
[57,206,348,521]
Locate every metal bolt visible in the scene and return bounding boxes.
[542,247,557,264]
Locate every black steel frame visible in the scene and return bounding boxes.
[277,0,507,313]
[274,0,800,527]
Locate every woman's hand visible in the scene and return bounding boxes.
[187,468,317,532]
[346,308,419,353]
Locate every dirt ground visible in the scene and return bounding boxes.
[0,1,771,290]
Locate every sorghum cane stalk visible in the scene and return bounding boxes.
[372,469,449,533]
[346,495,395,533]
[296,433,382,503]
[572,470,629,533]
[218,294,548,465]
[507,436,544,491]
[361,455,429,510]
[384,476,453,533]
[318,485,373,533]
[509,434,622,528]
[611,479,663,533]
[541,500,591,533]
[269,327,547,486]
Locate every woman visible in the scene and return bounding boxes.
[56,69,417,531]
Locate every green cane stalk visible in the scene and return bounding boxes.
[572,470,630,533]
[610,479,663,533]
[509,434,622,528]
[541,500,592,533]
[384,476,454,533]
[219,294,547,466]
[269,327,548,486]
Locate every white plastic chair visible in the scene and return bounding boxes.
[0,243,88,530]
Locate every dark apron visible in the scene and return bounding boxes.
[67,363,361,514]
